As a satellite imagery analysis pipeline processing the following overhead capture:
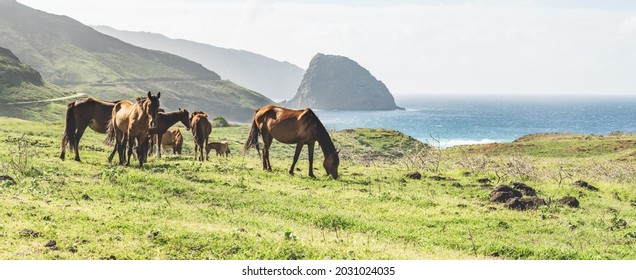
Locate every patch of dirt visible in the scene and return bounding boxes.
[573,180,599,192]
[490,185,522,203]
[505,197,546,211]
[559,196,579,208]
[405,172,421,180]
[19,229,41,238]
[511,182,537,196]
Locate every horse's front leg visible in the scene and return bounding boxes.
[289,143,303,176]
[137,136,147,167]
[307,142,315,178]
[126,136,135,166]
[156,135,162,159]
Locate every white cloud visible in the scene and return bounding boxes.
[18,0,636,96]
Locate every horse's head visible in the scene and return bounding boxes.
[145,91,161,128]
[323,149,340,179]
[179,108,191,131]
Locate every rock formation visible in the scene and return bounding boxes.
[283,53,402,110]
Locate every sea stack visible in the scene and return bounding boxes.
[283,53,402,110]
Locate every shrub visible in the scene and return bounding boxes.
[212,115,230,128]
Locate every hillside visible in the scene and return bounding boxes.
[284,53,402,110]
[1,118,635,260]
[0,46,71,120]
[0,0,273,122]
[92,26,305,101]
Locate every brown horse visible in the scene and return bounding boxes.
[243,105,340,179]
[105,92,161,167]
[159,128,184,155]
[60,97,120,162]
[206,141,230,158]
[148,108,190,158]
[190,111,211,161]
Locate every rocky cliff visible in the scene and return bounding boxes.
[283,53,401,110]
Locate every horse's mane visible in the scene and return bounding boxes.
[161,110,188,118]
[192,111,208,118]
[136,97,147,105]
[304,109,336,154]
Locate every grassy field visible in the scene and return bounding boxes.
[1,117,635,260]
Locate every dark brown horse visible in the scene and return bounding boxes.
[105,92,161,167]
[243,105,340,179]
[190,111,211,161]
[60,97,119,161]
[148,108,190,158]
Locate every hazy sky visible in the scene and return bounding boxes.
[18,0,636,96]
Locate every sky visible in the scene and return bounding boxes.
[18,0,636,97]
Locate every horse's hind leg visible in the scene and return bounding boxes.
[204,137,209,161]
[73,124,88,162]
[108,141,117,163]
[194,143,198,161]
[118,139,126,165]
[289,143,303,176]
[262,133,273,171]
[60,134,67,160]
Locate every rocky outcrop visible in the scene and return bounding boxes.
[0,46,44,87]
[283,53,402,110]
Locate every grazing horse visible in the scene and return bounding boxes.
[60,97,119,162]
[159,128,184,155]
[190,111,211,161]
[206,141,230,158]
[243,105,340,179]
[148,108,190,158]
[105,92,161,167]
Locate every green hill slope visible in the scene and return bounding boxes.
[0,0,273,122]
[0,46,71,120]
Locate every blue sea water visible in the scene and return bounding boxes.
[312,95,636,147]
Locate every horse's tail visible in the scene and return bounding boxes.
[243,117,260,153]
[60,102,77,159]
[104,106,117,146]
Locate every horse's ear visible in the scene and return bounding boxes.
[157,92,161,98]
[179,107,181,111]
[147,91,151,98]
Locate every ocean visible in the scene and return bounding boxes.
[312,95,636,147]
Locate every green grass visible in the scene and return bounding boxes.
[1,118,636,260]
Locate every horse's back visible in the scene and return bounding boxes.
[192,114,211,144]
[161,128,181,145]
[255,105,317,144]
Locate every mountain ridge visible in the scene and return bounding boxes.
[0,1,272,122]
[91,25,305,100]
